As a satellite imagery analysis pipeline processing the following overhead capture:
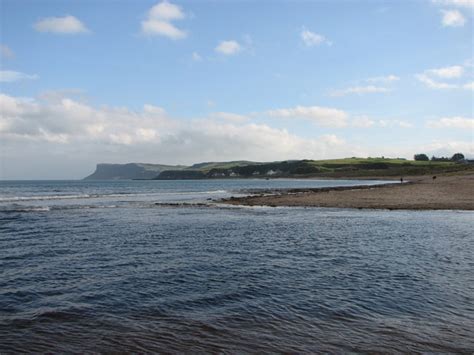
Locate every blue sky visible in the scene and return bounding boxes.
[1,0,473,178]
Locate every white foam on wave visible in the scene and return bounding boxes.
[0,203,125,213]
[165,190,228,195]
[0,194,92,202]
[0,206,51,213]
[0,193,141,202]
[0,190,229,202]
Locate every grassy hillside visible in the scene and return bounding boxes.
[187,161,261,172]
[155,158,473,179]
[301,158,463,177]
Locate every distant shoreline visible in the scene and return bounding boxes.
[219,172,474,211]
[83,158,473,181]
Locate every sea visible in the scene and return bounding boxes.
[1,179,473,353]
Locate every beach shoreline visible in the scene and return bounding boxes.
[220,172,474,211]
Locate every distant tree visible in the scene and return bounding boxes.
[431,156,450,162]
[414,153,429,161]
[451,153,465,161]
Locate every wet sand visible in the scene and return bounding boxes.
[221,173,474,210]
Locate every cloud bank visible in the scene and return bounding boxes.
[0,94,356,178]
[1,94,471,178]
[426,116,474,129]
[265,105,348,128]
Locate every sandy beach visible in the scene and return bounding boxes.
[221,172,474,210]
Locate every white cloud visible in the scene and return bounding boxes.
[352,116,375,128]
[330,85,390,97]
[415,63,473,89]
[143,104,166,116]
[0,70,39,82]
[38,89,86,102]
[215,40,242,55]
[300,29,330,47]
[192,52,202,61]
[0,93,172,144]
[366,75,400,83]
[34,15,89,34]
[1,93,472,178]
[441,9,466,26]
[142,19,186,39]
[418,140,474,158]
[1,45,14,59]
[426,116,474,129]
[463,81,474,90]
[1,93,367,178]
[266,105,348,128]
[464,58,474,67]
[428,65,464,78]
[415,73,458,89]
[141,1,187,39]
[148,1,185,20]
[351,116,413,128]
[330,75,399,97]
[210,112,249,123]
[432,0,474,8]
[378,119,413,128]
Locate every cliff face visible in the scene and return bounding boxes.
[83,163,183,180]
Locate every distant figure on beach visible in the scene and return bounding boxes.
[433,176,437,181]
[400,177,403,183]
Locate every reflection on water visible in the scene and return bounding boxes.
[0,181,473,352]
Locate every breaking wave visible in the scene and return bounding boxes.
[0,190,229,203]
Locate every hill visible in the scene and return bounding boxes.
[83,161,261,180]
[83,158,473,180]
[154,158,473,179]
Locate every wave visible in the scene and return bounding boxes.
[0,194,93,202]
[197,190,227,194]
[0,204,123,213]
[0,190,229,203]
[0,205,51,213]
[0,202,232,213]
[0,193,140,202]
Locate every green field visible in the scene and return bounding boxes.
[301,157,463,177]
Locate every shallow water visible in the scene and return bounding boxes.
[1,180,473,352]
[0,178,388,206]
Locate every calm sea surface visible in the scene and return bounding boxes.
[1,180,473,353]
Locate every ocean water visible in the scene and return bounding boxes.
[0,180,473,352]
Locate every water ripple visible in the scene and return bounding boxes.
[1,195,473,352]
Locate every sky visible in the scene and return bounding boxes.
[0,0,473,179]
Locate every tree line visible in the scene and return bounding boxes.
[414,153,465,162]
